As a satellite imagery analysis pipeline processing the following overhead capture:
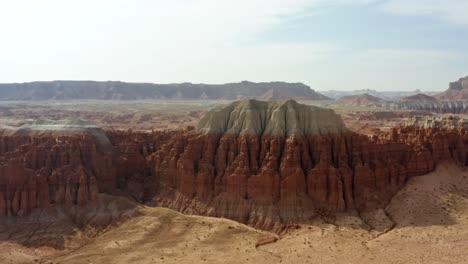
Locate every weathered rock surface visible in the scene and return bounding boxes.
[106,129,173,202]
[379,76,468,113]
[435,76,468,100]
[197,99,346,135]
[0,120,116,217]
[406,115,468,130]
[1,101,468,232]
[148,100,468,230]
[376,101,468,114]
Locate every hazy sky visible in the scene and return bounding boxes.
[1,0,467,91]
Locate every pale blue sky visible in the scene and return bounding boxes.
[0,0,467,91]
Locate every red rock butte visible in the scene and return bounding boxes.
[149,100,467,230]
[1,100,468,231]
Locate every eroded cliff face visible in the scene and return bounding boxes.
[106,129,175,202]
[150,130,440,229]
[1,103,467,232]
[148,100,466,230]
[0,121,116,217]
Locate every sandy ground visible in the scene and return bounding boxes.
[1,163,467,264]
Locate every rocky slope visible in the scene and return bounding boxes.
[0,81,330,101]
[337,93,384,105]
[400,93,437,102]
[377,100,468,114]
[406,115,468,129]
[363,77,468,113]
[435,76,468,100]
[319,89,432,100]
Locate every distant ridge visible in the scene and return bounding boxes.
[400,93,437,102]
[337,93,384,104]
[0,80,331,101]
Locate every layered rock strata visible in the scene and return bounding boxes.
[0,120,116,217]
[435,76,468,100]
[379,101,468,114]
[0,80,330,101]
[1,102,467,232]
[106,129,174,201]
[149,100,466,229]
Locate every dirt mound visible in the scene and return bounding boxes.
[196,99,347,136]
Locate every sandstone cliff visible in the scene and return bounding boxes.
[0,120,116,217]
[148,100,467,230]
[2,102,468,232]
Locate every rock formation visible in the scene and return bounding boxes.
[377,101,468,114]
[406,115,468,130]
[400,93,437,102]
[1,101,468,232]
[0,81,330,101]
[337,93,384,105]
[374,76,468,114]
[435,76,468,100]
[148,100,468,230]
[0,120,116,217]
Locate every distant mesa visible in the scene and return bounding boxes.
[337,93,384,104]
[399,93,437,102]
[435,76,468,100]
[0,80,330,101]
[319,89,427,101]
[196,99,347,136]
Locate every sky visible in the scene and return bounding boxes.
[0,0,467,91]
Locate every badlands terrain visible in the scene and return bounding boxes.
[2,164,467,264]
[1,77,468,263]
